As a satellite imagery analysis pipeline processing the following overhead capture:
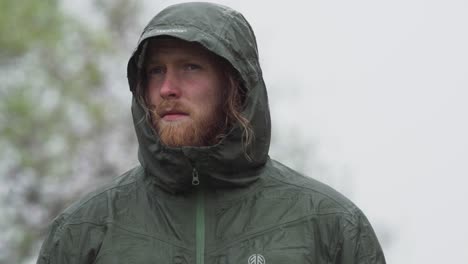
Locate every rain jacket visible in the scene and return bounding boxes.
[37,2,386,264]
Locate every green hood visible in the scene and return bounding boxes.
[127,2,271,193]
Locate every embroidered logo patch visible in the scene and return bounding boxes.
[248,254,266,264]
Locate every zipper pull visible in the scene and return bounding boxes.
[192,168,200,186]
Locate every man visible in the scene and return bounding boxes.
[37,2,386,264]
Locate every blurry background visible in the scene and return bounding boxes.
[1,0,467,263]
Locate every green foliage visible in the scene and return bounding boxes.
[0,2,108,177]
[0,0,62,60]
[0,0,141,262]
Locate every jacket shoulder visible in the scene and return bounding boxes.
[37,166,145,264]
[265,159,358,215]
[55,165,144,225]
[262,159,386,263]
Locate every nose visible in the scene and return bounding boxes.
[159,70,181,99]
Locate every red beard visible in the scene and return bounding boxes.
[150,100,225,147]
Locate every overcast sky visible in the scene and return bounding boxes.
[67,0,468,263]
[218,1,468,263]
[250,1,468,263]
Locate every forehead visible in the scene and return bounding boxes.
[146,37,217,61]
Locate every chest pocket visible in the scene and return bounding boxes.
[208,222,335,264]
[93,229,190,264]
[210,249,320,264]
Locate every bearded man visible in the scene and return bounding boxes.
[37,2,386,264]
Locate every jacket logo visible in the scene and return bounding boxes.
[154,29,187,33]
[248,254,265,264]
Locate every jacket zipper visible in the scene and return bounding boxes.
[193,168,205,264]
[192,168,200,186]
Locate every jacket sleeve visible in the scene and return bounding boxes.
[36,215,105,264]
[334,209,386,264]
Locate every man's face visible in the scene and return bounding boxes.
[145,38,226,147]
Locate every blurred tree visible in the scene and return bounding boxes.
[0,0,140,263]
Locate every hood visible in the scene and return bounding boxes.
[127,2,271,193]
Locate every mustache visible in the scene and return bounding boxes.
[150,100,190,117]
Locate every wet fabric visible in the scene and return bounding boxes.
[37,2,385,263]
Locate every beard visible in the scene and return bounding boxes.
[150,100,225,147]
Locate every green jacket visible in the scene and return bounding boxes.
[37,2,385,264]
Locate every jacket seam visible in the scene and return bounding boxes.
[265,173,357,215]
[59,168,141,223]
[208,210,352,254]
[49,177,139,249]
[63,220,192,251]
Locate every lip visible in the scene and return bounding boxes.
[161,111,188,121]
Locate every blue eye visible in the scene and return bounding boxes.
[185,64,201,71]
[147,67,164,76]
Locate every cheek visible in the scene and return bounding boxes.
[202,83,223,108]
[189,78,223,103]
[147,85,160,105]
[205,75,225,103]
